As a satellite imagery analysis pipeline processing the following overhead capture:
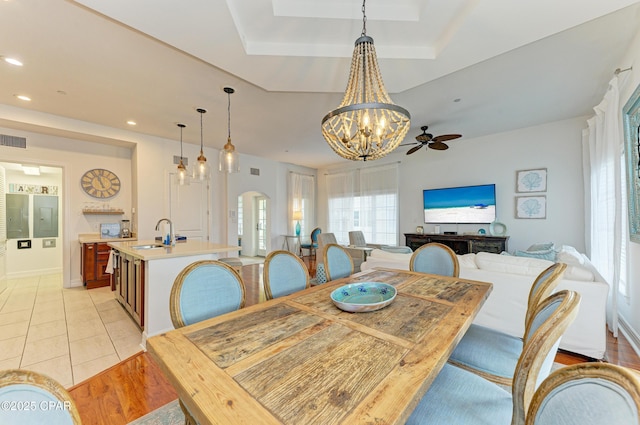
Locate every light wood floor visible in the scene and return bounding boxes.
[68,261,640,425]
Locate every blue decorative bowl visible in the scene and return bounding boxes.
[330,282,397,313]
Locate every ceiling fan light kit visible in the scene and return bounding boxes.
[321,0,411,162]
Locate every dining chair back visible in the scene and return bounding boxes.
[448,262,567,386]
[409,242,460,277]
[263,250,310,299]
[323,243,354,282]
[300,227,321,257]
[348,230,367,246]
[526,362,640,425]
[0,369,82,424]
[169,260,246,329]
[406,290,581,425]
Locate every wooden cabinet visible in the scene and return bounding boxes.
[81,242,112,289]
[114,251,145,329]
[404,233,509,255]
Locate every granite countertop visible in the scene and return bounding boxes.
[78,233,138,244]
[107,239,240,261]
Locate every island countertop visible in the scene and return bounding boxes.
[107,239,240,261]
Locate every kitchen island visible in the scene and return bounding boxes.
[107,239,240,345]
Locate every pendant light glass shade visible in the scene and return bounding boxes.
[219,87,240,173]
[321,0,410,161]
[176,123,190,186]
[194,108,210,180]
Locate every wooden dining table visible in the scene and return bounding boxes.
[147,267,492,425]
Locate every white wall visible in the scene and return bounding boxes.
[615,26,640,348]
[317,116,587,253]
[3,165,63,277]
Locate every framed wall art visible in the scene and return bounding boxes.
[515,195,546,219]
[516,168,547,193]
[624,83,640,243]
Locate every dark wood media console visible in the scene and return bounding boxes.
[405,233,509,255]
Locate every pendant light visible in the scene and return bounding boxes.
[176,123,190,185]
[194,107,210,180]
[219,86,240,173]
[321,0,411,161]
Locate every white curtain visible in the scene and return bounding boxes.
[325,163,399,245]
[583,76,625,336]
[288,172,315,239]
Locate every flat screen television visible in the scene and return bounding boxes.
[423,184,496,224]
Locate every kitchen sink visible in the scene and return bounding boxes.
[131,243,166,250]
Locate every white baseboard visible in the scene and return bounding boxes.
[618,315,640,359]
[6,267,63,279]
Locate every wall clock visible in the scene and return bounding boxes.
[81,168,121,198]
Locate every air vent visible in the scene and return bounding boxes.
[173,155,188,166]
[250,168,260,176]
[0,134,26,148]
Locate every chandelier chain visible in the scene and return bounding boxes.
[361,0,367,36]
[227,91,232,139]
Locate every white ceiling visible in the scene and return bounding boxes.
[0,0,639,168]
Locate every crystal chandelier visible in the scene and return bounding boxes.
[321,0,411,161]
[219,87,240,173]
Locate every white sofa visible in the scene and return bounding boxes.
[360,249,609,359]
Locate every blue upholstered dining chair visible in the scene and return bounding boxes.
[169,260,246,329]
[409,242,459,277]
[323,243,354,282]
[406,290,581,425]
[448,262,567,386]
[263,250,310,300]
[169,260,246,425]
[526,362,640,425]
[300,227,321,258]
[0,369,82,425]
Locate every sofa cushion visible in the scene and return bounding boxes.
[475,252,553,277]
[563,265,595,281]
[556,245,585,265]
[457,253,478,269]
[369,248,412,260]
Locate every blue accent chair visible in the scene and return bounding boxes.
[526,362,640,425]
[323,243,354,282]
[263,250,310,299]
[409,242,459,277]
[406,290,581,425]
[300,227,321,258]
[169,260,246,329]
[448,262,567,386]
[0,369,82,424]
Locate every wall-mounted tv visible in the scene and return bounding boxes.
[423,184,496,224]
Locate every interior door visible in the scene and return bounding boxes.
[169,176,209,241]
[255,196,267,257]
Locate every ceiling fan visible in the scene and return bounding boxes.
[401,126,462,155]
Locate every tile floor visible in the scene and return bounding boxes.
[0,273,143,388]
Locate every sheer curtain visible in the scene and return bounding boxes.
[326,163,399,245]
[288,172,315,238]
[583,76,626,336]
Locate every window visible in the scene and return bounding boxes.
[326,163,399,245]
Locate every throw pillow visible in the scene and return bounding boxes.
[556,245,585,265]
[527,242,555,251]
[514,249,557,261]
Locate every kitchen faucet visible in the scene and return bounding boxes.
[155,218,174,246]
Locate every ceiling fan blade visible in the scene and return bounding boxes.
[406,145,424,155]
[399,141,419,147]
[428,142,449,151]
[432,134,461,142]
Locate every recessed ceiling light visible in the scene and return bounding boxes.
[15,94,31,101]
[4,57,23,66]
[127,120,137,126]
